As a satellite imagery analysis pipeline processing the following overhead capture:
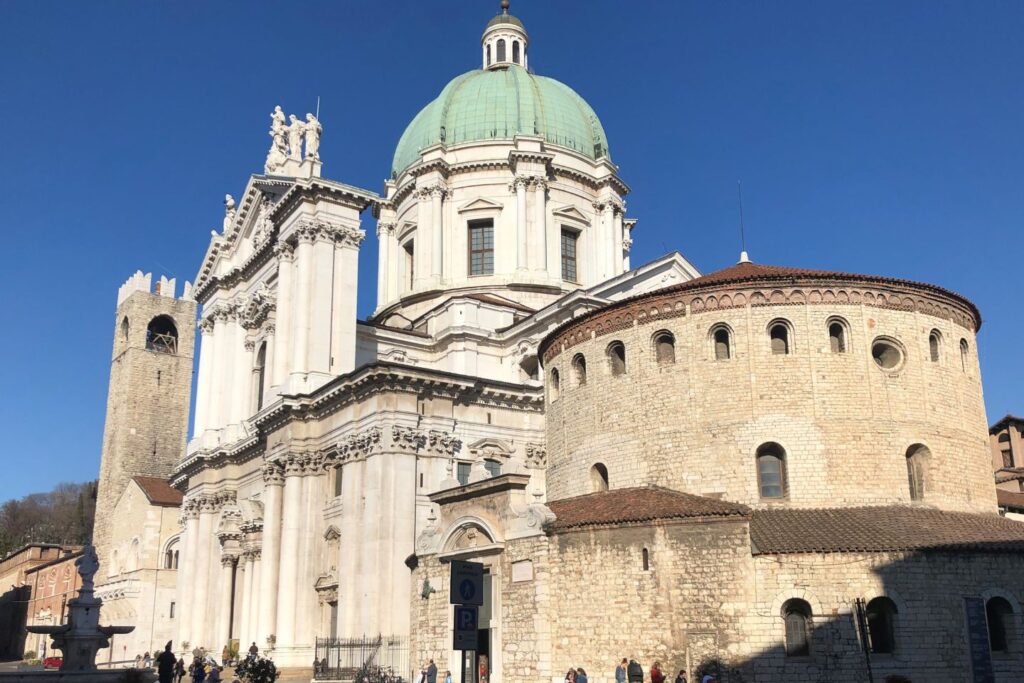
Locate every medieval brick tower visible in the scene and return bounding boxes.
[93,271,196,566]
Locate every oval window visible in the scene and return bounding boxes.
[872,339,903,370]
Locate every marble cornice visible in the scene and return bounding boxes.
[268,178,379,226]
[173,363,541,484]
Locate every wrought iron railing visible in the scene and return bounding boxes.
[313,635,409,683]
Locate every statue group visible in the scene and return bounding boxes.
[265,105,322,174]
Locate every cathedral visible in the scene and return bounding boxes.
[91,4,1024,682]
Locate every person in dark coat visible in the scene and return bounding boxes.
[175,658,186,683]
[427,660,438,683]
[191,657,206,683]
[627,660,643,683]
[156,643,177,683]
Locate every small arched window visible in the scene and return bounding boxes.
[757,443,788,499]
[653,331,676,365]
[783,599,812,656]
[572,354,587,386]
[549,368,560,401]
[607,342,626,376]
[986,597,1014,652]
[120,316,130,341]
[828,319,847,354]
[496,39,506,62]
[254,342,267,412]
[929,330,941,363]
[591,463,609,492]
[960,339,970,373]
[769,321,791,355]
[146,315,178,354]
[512,40,520,64]
[641,547,650,571]
[866,597,898,654]
[713,326,731,360]
[905,444,930,501]
[486,44,492,66]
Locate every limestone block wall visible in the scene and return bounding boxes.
[748,551,1024,682]
[543,280,992,513]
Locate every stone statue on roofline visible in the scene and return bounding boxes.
[265,105,289,173]
[287,114,305,161]
[304,113,322,160]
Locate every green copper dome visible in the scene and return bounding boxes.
[391,65,611,177]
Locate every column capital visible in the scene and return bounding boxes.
[221,554,239,567]
[273,240,295,261]
[510,174,532,192]
[376,221,396,237]
[417,182,447,200]
[530,176,548,191]
[199,316,216,334]
[243,339,257,352]
[262,461,286,485]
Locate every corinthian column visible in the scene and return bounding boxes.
[376,222,394,306]
[257,464,283,647]
[514,176,528,270]
[176,502,199,648]
[210,308,233,431]
[193,319,215,435]
[430,185,445,280]
[237,550,255,649]
[247,549,262,650]
[531,177,548,272]
[601,201,615,280]
[218,555,238,649]
[191,498,215,647]
[290,227,316,383]
[612,201,625,276]
[271,242,294,389]
[274,457,305,650]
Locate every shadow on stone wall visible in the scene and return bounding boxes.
[0,585,30,661]
[687,541,1023,683]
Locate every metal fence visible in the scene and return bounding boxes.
[313,635,409,683]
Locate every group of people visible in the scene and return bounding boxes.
[613,657,715,683]
[415,658,453,683]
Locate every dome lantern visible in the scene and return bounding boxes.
[482,0,528,71]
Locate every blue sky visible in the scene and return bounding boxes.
[1,1,1021,500]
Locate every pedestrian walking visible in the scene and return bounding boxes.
[674,671,686,683]
[576,668,588,683]
[650,661,665,683]
[427,659,438,683]
[627,660,643,683]
[565,668,576,683]
[248,643,259,659]
[444,670,452,683]
[156,643,177,683]
[191,657,206,683]
[615,659,627,683]
[175,657,186,683]
[144,652,153,668]
[208,666,222,683]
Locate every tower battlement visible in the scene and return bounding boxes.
[117,270,193,306]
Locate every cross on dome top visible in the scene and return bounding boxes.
[482,0,528,70]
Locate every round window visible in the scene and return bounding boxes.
[872,338,904,370]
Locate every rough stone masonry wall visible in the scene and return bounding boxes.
[748,550,1024,682]
[95,291,195,567]
[546,520,755,683]
[545,291,992,513]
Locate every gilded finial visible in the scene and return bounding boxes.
[501,0,510,14]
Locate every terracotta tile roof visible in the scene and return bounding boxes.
[132,476,183,507]
[995,468,1024,484]
[548,487,750,531]
[996,489,1024,511]
[750,505,1024,554]
[990,414,1024,433]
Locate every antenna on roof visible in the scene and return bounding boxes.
[737,181,750,263]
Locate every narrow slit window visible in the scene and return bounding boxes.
[929,331,941,363]
[607,342,626,376]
